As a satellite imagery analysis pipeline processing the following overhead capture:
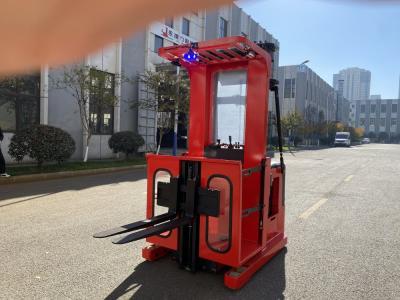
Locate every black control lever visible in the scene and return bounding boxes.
[228,136,233,149]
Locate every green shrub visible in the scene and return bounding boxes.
[269,136,279,147]
[293,136,303,146]
[319,137,332,146]
[108,131,145,158]
[8,132,28,163]
[8,125,76,167]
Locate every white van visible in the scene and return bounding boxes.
[334,132,351,147]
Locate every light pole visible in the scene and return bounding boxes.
[298,60,309,72]
[172,66,180,156]
[298,60,309,144]
[325,89,336,139]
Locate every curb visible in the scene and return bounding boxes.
[0,164,147,186]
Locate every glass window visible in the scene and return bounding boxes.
[154,35,164,53]
[206,176,231,253]
[241,32,248,38]
[284,78,295,99]
[153,170,171,216]
[219,17,228,38]
[165,18,173,28]
[89,69,115,135]
[0,74,40,131]
[391,118,397,126]
[153,170,172,237]
[381,104,386,113]
[370,118,375,125]
[360,104,365,113]
[182,18,190,36]
[284,79,291,99]
[392,104,397,113]
[291,79,296,98]
[214,70,247,145]
[380,118,386,126]
[360,118,365,126]
[370,104,376,113]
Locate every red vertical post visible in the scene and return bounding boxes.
[187,66,208,157]
[243,58,270,168]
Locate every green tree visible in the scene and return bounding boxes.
[51,65,119,162]
[282,111,303,145]
[138,67,190,154]
[303,105,318,145]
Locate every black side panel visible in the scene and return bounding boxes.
[157,178,179,212]
[198,188,220,217]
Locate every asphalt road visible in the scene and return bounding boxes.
[0,144,399,299]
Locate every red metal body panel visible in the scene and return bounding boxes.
[146,154,180,250]
[198,160,242,267]
[141,36,286,289]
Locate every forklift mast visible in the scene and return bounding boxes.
[94,36,287,290]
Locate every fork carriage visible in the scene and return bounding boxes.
[94,36,287,290]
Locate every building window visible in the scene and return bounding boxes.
[154,35,164,53]
[391,118,397,126]
[370,118,375,126]
[381,104,386,113]
[392,103,397,113]
[219,17,228,38]
[89,69,115,135]
[165,18,174,28]
[291,79,296,98]
[0,74,40,132]
[380,118,386,127]
[370,104,376,113]
[360,118,365,126]
[360,104,365,113]
[182,18,190,36]
[284,79,291,98]
[284,78,296,99]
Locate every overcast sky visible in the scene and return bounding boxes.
[239,0,400,98]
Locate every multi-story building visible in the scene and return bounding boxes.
[333,67,371,101]
[0,4,279,163]
[336,93,351,126]
[205,6,279,79]
[278,65,342,124]
[398,75,400,99]
[350,99,400,140]
[370,95,381,100]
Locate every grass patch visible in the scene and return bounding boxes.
[7,158,146,177]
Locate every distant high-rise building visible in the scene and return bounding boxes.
[370,95,381,100]
[398,75,400,99]
[333,67,371,101]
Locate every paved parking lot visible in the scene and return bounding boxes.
[0,144,399,299]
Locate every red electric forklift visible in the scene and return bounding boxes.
[94,36,287,290]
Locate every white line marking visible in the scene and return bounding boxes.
[299,198,328,220]
[344,175,354,182]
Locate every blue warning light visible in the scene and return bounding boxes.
[183,48,199,62]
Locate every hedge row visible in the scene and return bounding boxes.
[8,125,144,167]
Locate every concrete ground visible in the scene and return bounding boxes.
[0,144,399,299]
